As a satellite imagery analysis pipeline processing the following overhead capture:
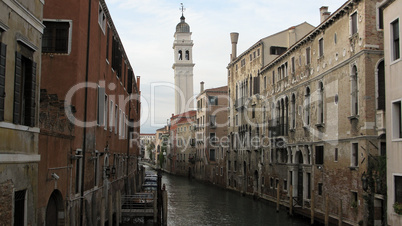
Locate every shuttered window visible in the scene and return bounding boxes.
[97,86,105,126]
[13,52,36,127]
[0,43,6,121]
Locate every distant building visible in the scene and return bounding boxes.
[195,84,228,186]
[140,133,156,159]
[382,0,402,225]
[37,0,141,225]
[173,10,195,115]
[155,126,170,165]
[0,0,44,225]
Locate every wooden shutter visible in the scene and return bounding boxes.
[13,52,22,124]
[27,62,37,127]
[0,43,6,121]
[127,69,132,94]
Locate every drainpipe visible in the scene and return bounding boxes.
[126,97,131,194]
[80,0,92,225]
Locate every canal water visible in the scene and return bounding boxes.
[144,168,310,226]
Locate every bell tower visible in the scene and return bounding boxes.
[173,4,194,115]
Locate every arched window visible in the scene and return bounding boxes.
[318,82,324,124]
[291,94,296,129]
[178,50,182,60]
[304,87,311,126]
[377,61,385,110]
[185,50,190,60]
[351,65,358,116]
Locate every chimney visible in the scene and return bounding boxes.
[320,6,331,23]
[136,76,141,90]
[230,32,239,61]
[200,81,204,93]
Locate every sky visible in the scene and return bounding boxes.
[105,0,347,133]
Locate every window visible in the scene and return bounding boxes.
[275,179,279,189]
[253,76,260,94]
[114,105,118,134]
[291,94,296,129]
[304,87,311,126]
[395,176,402,203]
[318,183,323,196]
[185,50,190,60]
[291,57,295,74]
[264,76,267,89]
[106,26,110,60]
[42,21,70,53]
[234,160,237,171]
[13,53,37,127]
[315,146,324,165]
[119,109,122,136]
[104,95,108,130]
[272,71,275,84]
[75,149,82,193]
[209,149,215,161]
[317,82,324,124]
[306,47,311,65]
[334,148,338,162]
[318,38,324,58]
[210,133,217,146]
[209,96,218,105]
[270,46,287,55]
[14,190,26,226]
[334,33,337,44]
[220,167,223,176]
[112,37,122,77]
[97,86,105,126]
[0,42,6,121]
[351,191,358,205]
[210,115,216,127]
[391,19,400,61]
[109,100,113,131]
[307,173,311,199]
[392,101,402,139]
[351,143,358,167]
[351,66,358,116]
[98,3,106,33]
[228,160,231,170]
[378,7,384,30]
[270,177,274,188]
[252,106,255,118]
[284,179,288,191]
[351,12,358,35]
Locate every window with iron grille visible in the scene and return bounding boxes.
[42,21,70,53]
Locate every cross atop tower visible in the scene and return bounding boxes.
[180,3,186,16]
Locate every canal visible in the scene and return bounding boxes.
[145,168,310,226]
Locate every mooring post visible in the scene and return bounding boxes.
[289,185,293,216]
[157,169,162,225]
[325,194,329,226]
[163,185,167,225]
[276,184,280,212]
[338,199,343,226]
[311,190,315,225]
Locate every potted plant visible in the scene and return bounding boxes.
[393,202,402,215]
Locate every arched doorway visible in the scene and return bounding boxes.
[46,190,64,226]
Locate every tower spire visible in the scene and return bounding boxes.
[180,3,185,17]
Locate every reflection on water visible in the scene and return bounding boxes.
[155,169,309,226]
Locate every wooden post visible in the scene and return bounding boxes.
[338,199,343,226]
[289,185,293,216]
[325,194,329,226]
[277,184,280,212]
[311,190,315,225]
[163,189,168,225]
[153,191,158,223]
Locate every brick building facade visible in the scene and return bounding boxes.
[37,0,141,225]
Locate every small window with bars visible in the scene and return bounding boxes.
[42,21,70,53]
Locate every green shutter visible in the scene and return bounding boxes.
[13,52,22,124]
[28,62,36,127]
[0,43,6,121]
